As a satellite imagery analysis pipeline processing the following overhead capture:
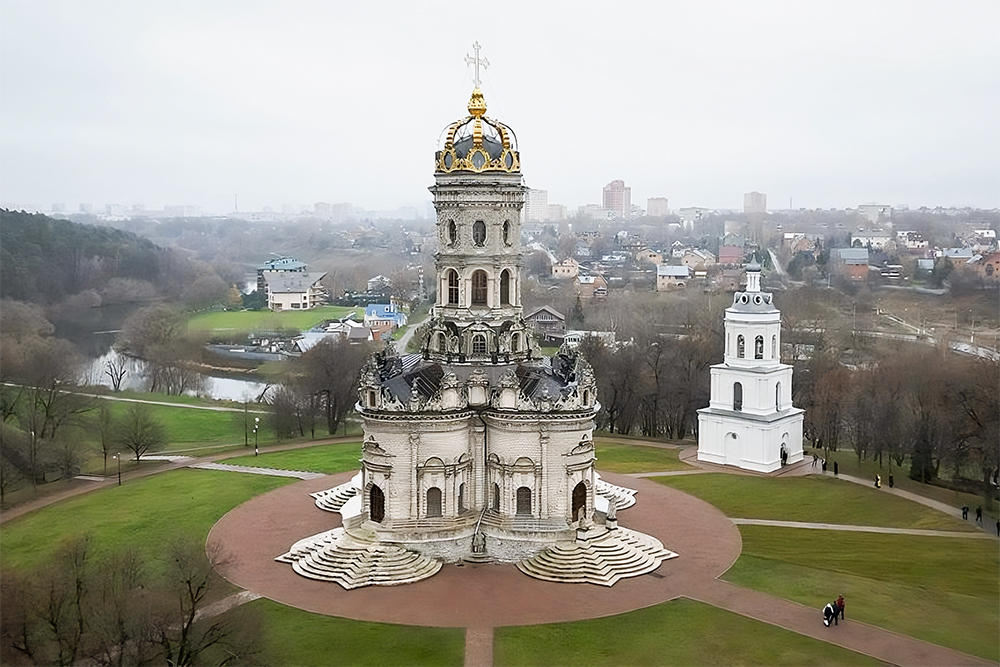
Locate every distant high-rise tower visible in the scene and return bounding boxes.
[523,188,549,222]
[602,180,631,218]
[743,192,766,215]
[647,197,669,217]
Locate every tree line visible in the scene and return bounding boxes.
[1,537,261,666]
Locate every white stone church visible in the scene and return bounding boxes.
[697,259,804,472]
[278,63,674,588]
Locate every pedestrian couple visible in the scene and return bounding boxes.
[823,595,846,627]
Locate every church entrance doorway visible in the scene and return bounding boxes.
[370,485,385,523]
[426,487,442,517]
[725,433,741,466]
[572,481,586,521]
[516,486,532,515]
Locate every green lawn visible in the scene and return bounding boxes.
[220,442,363,474]
[594,441,688,473]
[252,599,464,666]
[494,598,881,666]
[187,306,360,335]
[99,399,248,447]
[0,469,292,573]
[653,473,974,531]
[725,527,999,661]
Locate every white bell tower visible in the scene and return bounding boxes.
[697,259,804,473]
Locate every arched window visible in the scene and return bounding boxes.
[500,269,510,305]
[471,270,488,305]
[426,487,442,517]
[516,486,532,515]
[473,220,486,246]
[447,269,459,305]
[733,382,743,411]
[492,483,500,512]
[367,390,377,408]
[737,335,745,358]
[771,335,777,359]
[458,482,465,512]
[502,220,511,246]
[511,332,520,352]
[775,382,781,410]
[472,334,487,355]
[447,220,457,246]
[370,485,385,523]
[582,389,590,406]
[755,335,764,359]
[435,332,446,353]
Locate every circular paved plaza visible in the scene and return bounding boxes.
[208,470,742,628]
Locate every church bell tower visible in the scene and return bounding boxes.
[697,258,804,472]
[423,69,532,364]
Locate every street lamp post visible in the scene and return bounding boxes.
[254,417,260,456]
[113,453,121,486]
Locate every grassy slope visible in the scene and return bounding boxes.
[593,441,688,473]
[494,598,881,666]
[220,442,363,474]
[726,527,999,661]
[654,473,975,531]
[187,305,360,334]
[0,469,292,573]
[253,599,464,667]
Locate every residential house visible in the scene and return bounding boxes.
[256,257,307,292]
[832,248,869,282]
[968,251,1000,281]
[264,271,328,311]
[656,265,691,291]
[718,246,743,266]
[575,275,609,300]
[680,248,716,270]
[364,302,408,331]
[563,330,616,348]
[551,258,580,279]
[635,248,663,265]
[524,305,566,342]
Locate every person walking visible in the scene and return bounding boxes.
[888,474,893,488]
[975,506,982,525]
[834,461,838,476]
[822,602,839,627]
[836,594,845,621]
[875,474,881,489]
[962,506,970,520]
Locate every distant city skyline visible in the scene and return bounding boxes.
[1,1,998,214]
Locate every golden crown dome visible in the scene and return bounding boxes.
[435,88,520,174]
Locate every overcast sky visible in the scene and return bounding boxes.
[1,0,998,215]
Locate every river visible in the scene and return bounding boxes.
[51,304,270,402]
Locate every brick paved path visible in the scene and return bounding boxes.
[208,470,994,666]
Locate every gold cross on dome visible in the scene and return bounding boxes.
[465,41,489,89]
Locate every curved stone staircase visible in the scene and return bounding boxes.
[595,477,638,510]
[311,481,359,513]
[275,527,442,590]
[515,527,677,586]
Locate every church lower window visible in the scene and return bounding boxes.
[733,382,743,411]
[737,335,745,358]
[472,270,488,305]
[458,482,465,512]
[426,487,442,517]
[492,483,500,512]
[755,335,764,359]
[473,220,486,246]
[472,334,487,355]
[447,220,457,246]
[511,332,520,352]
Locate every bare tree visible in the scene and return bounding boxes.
[103,355,128,392]
[115,405,166,462]
[151,540,263,667]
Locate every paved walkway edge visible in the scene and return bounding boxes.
[686,580,995,667]
[464,627,493,667]
[730,518,994,538]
